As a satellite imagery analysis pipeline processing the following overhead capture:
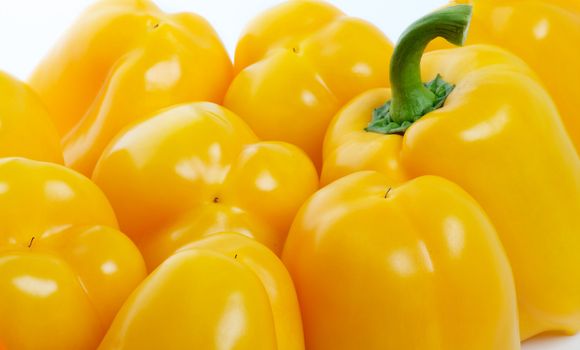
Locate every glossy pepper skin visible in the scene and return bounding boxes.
[29,0,232,176]
[224,0,393,168]
[92,102,318,270]
[323,6,580,340]
[0,71,62,163]
[99,233,304,350]
[0,158,146,350]
[283,172,520,349]
[430,0,580,152]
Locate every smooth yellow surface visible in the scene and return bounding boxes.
[93,102,318,270]
[430,0,580,153]
[0,71,62,163]
[99,233,304,350]
[0,158,146,350]
[29,0,233,175]
[224,0,393,168]
[323,44,580,339]
[283,172,520,349]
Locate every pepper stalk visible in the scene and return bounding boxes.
[366,5,472,134]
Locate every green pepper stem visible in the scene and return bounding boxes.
[389,5,472,124]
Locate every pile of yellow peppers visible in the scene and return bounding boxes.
[1,0,579,349]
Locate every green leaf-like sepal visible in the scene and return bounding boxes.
[365,74,454,135]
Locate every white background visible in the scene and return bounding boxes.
[0,1,578,348]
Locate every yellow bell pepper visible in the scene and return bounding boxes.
[0,71,62,163]
[283,171,519,349]
[322,5,580,339]
[99,233,304,350]
[0,158,146,350]
[92,102,318,269]
[29,0,233,176]
[430,0,580,152]
[224,0,393,168]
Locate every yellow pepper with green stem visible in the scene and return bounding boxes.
[430,0,580,152]
[29,0,232,176]
[322,5,580,340]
